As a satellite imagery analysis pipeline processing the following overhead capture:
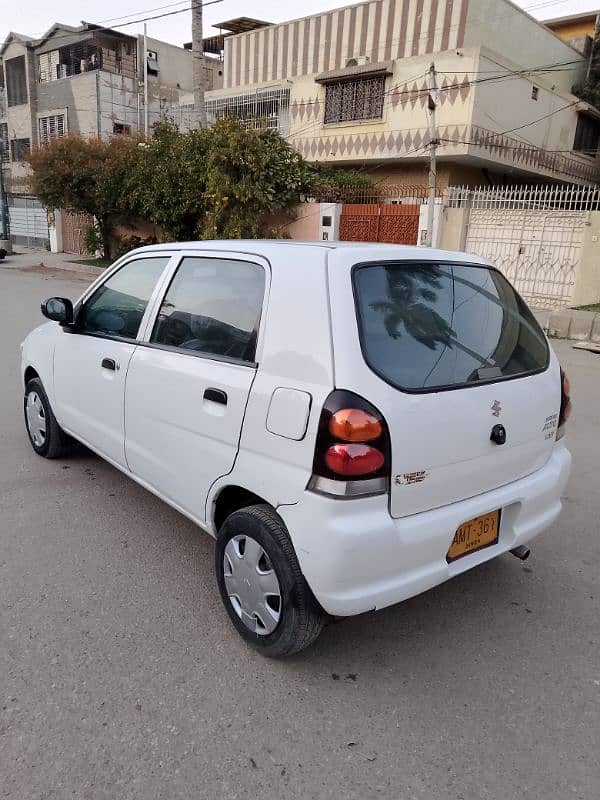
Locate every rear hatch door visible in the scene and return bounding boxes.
[328,250,560,518]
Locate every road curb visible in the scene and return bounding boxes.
[537,308,600,342]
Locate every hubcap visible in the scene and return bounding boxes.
[25,391,46,447]
[223,535,282,635]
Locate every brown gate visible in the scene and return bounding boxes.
[339,203,421,245]
[61,211,94,254]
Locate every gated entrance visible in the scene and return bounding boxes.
[7,195,50,249]
[61,211,94,254]
[339,202,421,245]
[449,185,598,310]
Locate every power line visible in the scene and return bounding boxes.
[499,100,580,136]
[26,0,225,46]
[285,58,584,144]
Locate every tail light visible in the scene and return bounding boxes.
[556,368,571,440]
[309,390,390,497]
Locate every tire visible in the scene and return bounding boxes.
[24,378,70,459]
[215,504,325,657]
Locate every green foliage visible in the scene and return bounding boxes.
[83,223,104,255]
[28,119,373,250]
[309,163,373,190]
[201,119,314,239]
[28,135,139,257]
[114,234,159,258]
[122,123,211,240]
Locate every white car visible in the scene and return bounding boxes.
[21,242,572,656]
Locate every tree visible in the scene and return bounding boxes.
[201,119,314,238]
[191,0,208,128]
[28,120,373,251]
[122,122,210,240]
[28,134,138,258]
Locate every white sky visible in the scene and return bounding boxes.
[1,0,598,48]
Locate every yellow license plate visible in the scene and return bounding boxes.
[446,510,500,563]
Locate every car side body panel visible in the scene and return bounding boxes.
[205,245,335,533]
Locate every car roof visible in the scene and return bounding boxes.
[130,240,488,266]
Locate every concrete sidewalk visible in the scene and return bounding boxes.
[0,247,104,277]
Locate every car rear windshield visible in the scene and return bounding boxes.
[353,261,549,392]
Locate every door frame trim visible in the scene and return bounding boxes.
[136,249,272,365]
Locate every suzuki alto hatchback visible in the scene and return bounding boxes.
[21,242,572,656]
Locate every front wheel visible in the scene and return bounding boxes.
[215,504,325,657]
[24,378,70,459]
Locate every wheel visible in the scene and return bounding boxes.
[24,378,70,459]
[215,504,325,657]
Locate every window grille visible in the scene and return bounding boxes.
[38,114,66,144]
[324,76,385,124]
[205,88,290,132]
[0,123,8,163]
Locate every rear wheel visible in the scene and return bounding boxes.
[215,504,325,657]
[24,378,70,459]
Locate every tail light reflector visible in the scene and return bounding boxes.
[309,390,390,497]
[557,368,571,440]
[329,408,383,442]
[325,443,385,477]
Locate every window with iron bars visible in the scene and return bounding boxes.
[0,123,9,164]
[6,56,27,106]
[324,76,385,124]
[205,88,290,133]
[573,113,600,157]
[39,114,66,144]
[10,138,30,162]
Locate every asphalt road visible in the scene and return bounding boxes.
[1,265,599,800]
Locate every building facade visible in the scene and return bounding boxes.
[0,21,221,248]
[544,10,598,56]
[199,0,600,188]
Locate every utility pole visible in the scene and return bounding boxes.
[192,0,208,127]
[143,24,149,137]
[425,62,438,248]
[0,164,9,244]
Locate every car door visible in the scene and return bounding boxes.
[124,252,268,525]
[53,254,173,467]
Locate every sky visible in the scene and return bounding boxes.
[0,0,598,47]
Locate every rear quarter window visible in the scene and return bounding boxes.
[353,261,549,392]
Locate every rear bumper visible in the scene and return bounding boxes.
[279,442,572,617]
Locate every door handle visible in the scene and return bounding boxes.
[203,388,228,405]
[101,357,118,371]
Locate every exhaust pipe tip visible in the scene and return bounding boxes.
[510,545,531,561]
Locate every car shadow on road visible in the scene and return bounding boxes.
[59,446,562,677]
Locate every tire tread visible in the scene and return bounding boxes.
[216,504,325,657]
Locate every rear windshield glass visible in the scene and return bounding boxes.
[353,262,549,392]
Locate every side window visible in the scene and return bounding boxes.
[151,257,265,363]
[78,257,171,339]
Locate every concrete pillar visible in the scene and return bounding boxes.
[418,198,442,247]
[319,203,341,241]
[48,209,63,254]
[570,211,600,308]
[439,206,469,252]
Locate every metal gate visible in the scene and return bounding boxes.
[339,203,420,245]
[449,185,597,310]
[465,208,586,309]
[61,211,93,254]
[8,196,50,249]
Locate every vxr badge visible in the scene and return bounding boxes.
[491,400,502,417]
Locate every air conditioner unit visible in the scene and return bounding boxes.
[346,55,370,68]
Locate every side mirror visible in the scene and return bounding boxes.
[41,297,74,325]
